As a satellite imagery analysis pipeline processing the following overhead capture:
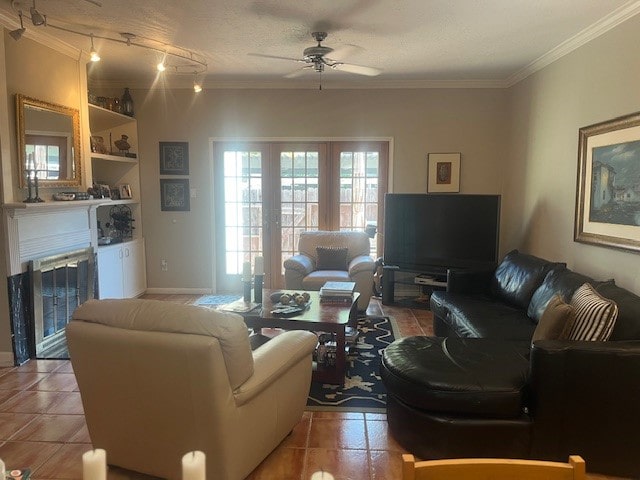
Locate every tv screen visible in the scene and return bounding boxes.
[383,194,500,273]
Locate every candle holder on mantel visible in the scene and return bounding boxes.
[23,170,44,203]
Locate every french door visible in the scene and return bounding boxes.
[213,140,388,292]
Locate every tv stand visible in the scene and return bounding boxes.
[381,265,447,308]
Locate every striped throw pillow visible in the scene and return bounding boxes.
[568,283,618,341]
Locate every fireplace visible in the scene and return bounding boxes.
[30,248,95,358]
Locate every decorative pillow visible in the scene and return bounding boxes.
[531,295,576,344]
[316,246,348,271]
[568,283,618,341]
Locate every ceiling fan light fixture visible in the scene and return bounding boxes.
[89,34,100,62]
[9,11,25,41]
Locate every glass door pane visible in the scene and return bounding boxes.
[214,145,266,292]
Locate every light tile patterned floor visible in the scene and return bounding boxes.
[0,297,627,479]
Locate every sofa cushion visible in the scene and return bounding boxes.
[527,266,596,323]
[316,246,348,270]
[381,336,531,418]
[531,295,576,344]
[568,283,618,341]
[490,250,560,310]
[430,291,536,340]
[596,282,640,340]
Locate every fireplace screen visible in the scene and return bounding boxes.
[30,248,94,358]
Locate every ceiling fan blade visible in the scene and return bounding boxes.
[326,44,363,61]
[284,66,313,78]
[334,63,382,77]
[248,53,304,63]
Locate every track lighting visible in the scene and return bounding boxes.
[29,0,46,26]
[89,34,100,62]
[193,80,203,93]
[9,11,25,41]
[9,3,207,76]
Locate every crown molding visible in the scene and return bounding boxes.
[505,0,640,87]
[0,12,81,60]
[89,77,509,91]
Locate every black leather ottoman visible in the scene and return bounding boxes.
[381,336,533,459]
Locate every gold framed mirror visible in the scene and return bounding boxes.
[16,94,82,188]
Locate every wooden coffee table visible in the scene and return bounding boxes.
[241,289,360,385]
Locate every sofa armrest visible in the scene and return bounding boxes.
[348,255,375,276]
[233,330,317,405]
[446,267,495,294]
[529,339,640,476]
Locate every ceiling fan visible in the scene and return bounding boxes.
[250,31,382,78]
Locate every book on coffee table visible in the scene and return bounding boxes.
[320,281,356,296]
[218,299,261,313]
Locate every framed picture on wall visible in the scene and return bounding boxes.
[159,141,189,175]
[427,153,461,193]
[160,178,190,212]
[574,111,640,252]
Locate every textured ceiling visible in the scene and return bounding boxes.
[1,0,639,88]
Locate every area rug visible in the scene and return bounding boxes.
[306,315,398,413]
[194,294,241,306]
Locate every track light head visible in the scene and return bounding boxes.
[89,34,100,62]
[29,6,46,26]
[193,82,202,93]
[10,10,25,40]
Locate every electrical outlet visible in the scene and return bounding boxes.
[161,259,168,272]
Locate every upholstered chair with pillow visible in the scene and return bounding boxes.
[66,298,318,480]
[283,230,375,310]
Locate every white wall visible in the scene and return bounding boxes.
[505,14,640,294]
[133,87,508,291]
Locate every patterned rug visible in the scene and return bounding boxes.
[194,294,242,306]
[306,315,398,413]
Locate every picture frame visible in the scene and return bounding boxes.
[159,141,189,175]
[119,184,132,199]
[428,153,461,193]
[575,111,640,252]
[160,178,190,211]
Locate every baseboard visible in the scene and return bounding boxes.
[144,288,213,295]
[0,351,15,367]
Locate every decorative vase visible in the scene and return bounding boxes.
[121,87,134,117]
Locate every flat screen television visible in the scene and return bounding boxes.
[383,194,501,274]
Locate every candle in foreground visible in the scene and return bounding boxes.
[182,451,206,480]
[0,458,5,477]
[254,256,264,276]
[310,471,335,480]
[242,261,252,281]
[82,448,106,480]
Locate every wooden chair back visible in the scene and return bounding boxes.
[402,454,586,480]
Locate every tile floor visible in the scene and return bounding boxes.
[0,297,627,479]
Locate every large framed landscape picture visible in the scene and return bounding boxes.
[575,111,640,252]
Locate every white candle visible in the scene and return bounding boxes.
[310,471,334,480]
[182,451,206,480]
[242,261,252,281]
[254,256,264,276]
[0,458,5,477]
[82,448,106,480]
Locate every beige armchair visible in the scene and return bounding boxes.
[66,298,317,480]
[283,230,375,310]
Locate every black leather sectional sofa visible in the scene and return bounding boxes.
[380,250,640,477]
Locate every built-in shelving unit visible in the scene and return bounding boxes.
[88,103,146,298]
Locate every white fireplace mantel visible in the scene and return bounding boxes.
[3,200,105,276]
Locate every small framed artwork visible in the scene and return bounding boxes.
[428,153,461,193]
[575,111,640,252]
[119,184,132,199]
[160,178,190,212]
[159,141,189,175]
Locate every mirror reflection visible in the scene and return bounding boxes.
[16,94,82,188]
